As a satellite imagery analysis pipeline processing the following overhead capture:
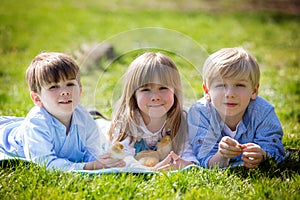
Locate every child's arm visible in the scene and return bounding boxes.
[23,127,85,171]
[22,107,108,171]
[188,101,217,167]
[247,97,285,163]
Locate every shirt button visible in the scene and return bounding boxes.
[272,138,277,142]
[198,139,203,144]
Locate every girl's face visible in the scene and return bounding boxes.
[204,76,258,127]
[31,79,82,124]
[135,83,175,124]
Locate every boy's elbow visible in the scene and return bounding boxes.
[266,148,285,163]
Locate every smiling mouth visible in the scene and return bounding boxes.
[59,100,73,104]
[149,104,163,107]
[225,103,237,107]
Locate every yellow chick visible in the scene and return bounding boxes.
[156,135,172,161]
[110,142,125,159]
[135,136,172,167]
[135,150,160,167]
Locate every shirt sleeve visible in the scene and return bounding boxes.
[181,141,199,165]
[251,104,285,162]
[79,111,103,161]
[188,101,219,168]
[23,116,86,171]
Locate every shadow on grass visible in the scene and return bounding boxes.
[0,159,31,170]
[228,148,300,179]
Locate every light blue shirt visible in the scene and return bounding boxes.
[0,105,102,171]
[188,96,285,168]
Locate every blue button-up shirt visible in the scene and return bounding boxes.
[0,105,102,171]
[188,96,285,168]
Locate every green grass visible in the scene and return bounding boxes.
[0,0,299,199]
[0,160,299,200]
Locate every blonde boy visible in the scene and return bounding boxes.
[188,47,285,168]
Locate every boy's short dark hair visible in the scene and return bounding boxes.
[26,52,81,93]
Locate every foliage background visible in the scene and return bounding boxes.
[0,0,299,199]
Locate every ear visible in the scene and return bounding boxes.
[202,83,211,100]
[251,83,259,100]
[30,91,43,107]
[79,86,82,96]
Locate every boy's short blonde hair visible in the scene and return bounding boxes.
[202,47,260,88]
[26,52,81,93]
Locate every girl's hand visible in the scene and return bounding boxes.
[155,151,193,171]
[218,136,243,159]
[84,153,126,170]
[241,143,266,168]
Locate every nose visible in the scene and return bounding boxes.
[61,91,70,96]
[60,87,71,96]
[225,86,235,98]
[151,91,160,101]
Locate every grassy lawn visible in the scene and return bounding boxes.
[0,0,299,199]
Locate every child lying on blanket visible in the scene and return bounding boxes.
[107,52,198,171]
[188,47,285,168]
[0,52,125,171]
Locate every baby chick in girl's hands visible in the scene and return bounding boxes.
[157,135,172,161]
[110,142,125,159]
[135,135,173,167]
[135,150,160,167]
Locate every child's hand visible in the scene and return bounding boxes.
[209,136,243,168]
[84,153,126,170]
[241,143,266,168]
[218,136,243,159]
[98,153,126,168]
[155,151,193,171]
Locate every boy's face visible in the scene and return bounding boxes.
[203,77,258,126]
[31,79,82,123]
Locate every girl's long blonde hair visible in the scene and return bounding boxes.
[108,52,187,154]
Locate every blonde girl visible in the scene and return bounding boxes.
[108,52,197,170]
